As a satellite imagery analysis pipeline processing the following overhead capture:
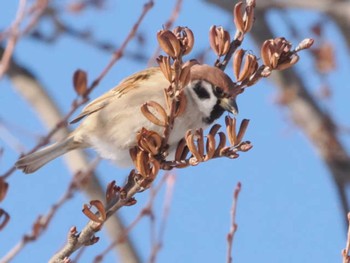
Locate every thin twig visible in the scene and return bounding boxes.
[48,3,155,260]
[0,159,99,263]
[1,0,154,180]
[148,0,183,66]
[226,182,241,263]
[0,0,27,79]
[342,213,350,263]
[148,174,176,263]
[93,174,171,262]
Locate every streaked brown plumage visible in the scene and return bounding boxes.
[15,64,239,174]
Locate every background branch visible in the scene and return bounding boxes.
[1,46,140,263]
[206,0,350,222]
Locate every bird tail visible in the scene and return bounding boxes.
[15,137,79,174]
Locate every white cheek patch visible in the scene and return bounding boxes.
[188,80,218,118]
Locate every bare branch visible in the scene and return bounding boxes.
[0,161,98,263]
[226,182,242,263]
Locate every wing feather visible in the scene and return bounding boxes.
[70,67,159,124]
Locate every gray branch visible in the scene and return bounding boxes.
[2,46,140,263]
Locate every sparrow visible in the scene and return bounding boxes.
[15,63,239,174]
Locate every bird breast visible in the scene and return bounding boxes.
[72,78,209,167]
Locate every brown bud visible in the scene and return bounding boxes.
[73,69,88,97]
[157,30,181,58]
[0,179,8,202]
[295,38,314,52]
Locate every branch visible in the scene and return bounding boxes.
[49,172,144,262]
[342,213,350,263]
[1,48,140,263]
[0,163,98,263]
[206,0,350,221]
[226,182,241,263]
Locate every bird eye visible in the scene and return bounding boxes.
[214,86,224,97]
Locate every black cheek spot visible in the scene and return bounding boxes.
[203,101,225,124]
[193,81,210,99]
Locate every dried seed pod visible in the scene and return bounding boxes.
[135,151,160,180]
[179,63,192,88]
[0,209,10,230]
[261,38,294,69]
[237,53,258,82]
[260,66,272,77]
[243,4,255,33]
[73,69,88,97]
[137,128,163,156]
[209,26,231,57]
[0,179,8,202]
[129,147,138,164]
[105,180,121,204]
[236,119,250,145]
[182,27,195,55]
[175,138,189,161]
[141,101,168,127]
[195,129,204,158]
[135,151,149,177]
[173,26,195,55]
[174,91,187,117]
[209,124,222,137]
[276,55,299,70]
[157,55,172,82]
[233,49,245,80]
[185,130,203,163]
[239,141,253,152]
[233,1,244,33]
[205,133,216,161]
[149,158,160,181]
[214,132,227,157]
[225,116,237,146]
[261,39,274,68]
[157,30,181,58]
[82,200,106,226]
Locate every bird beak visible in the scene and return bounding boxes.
[220,97,239,115]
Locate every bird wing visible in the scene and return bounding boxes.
[70,67,159,124]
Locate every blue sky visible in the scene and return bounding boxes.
[1,1,349,262]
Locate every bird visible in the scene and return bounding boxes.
[15,63,239,174]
